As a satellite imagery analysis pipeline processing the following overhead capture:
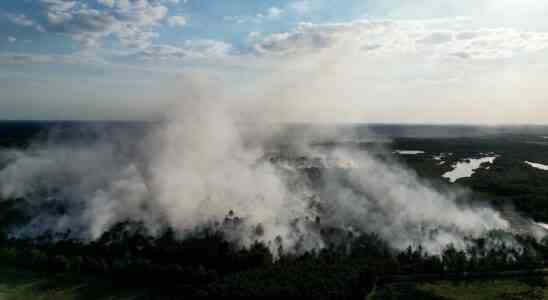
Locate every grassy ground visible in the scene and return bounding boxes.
[3,267,548,300]
[0,267,142,300]
[374,277,548,300]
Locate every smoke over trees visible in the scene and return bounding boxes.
[0,73,514,255]
[0,75,547,298]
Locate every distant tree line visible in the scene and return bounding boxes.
[1,217,548,299]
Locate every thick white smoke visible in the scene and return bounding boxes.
[0,52,513,255]
[313,149,510,254]
[0,112,510,255]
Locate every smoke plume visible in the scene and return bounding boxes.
[0,53,514,255]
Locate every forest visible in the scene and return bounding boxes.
[1,219,548,299]
[1,123,548,299]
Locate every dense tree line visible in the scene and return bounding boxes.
[2,129,548,298]
[1,219,548,299]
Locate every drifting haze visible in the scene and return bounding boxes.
[0,0,548,123]
[0,72,513,254]
[0,0,545,255]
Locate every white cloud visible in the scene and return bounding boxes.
[6,13,45,32]
[136,44,186,60]
[225,6,285,24]
[236,18,548,124]
[167,16,187,28]
[135,39,233,61]
[369,0,548,31]
[116,29,159,49]
[254,21,389,55]
[184,39,233,57]
[289,1,311,15]
[7,36,16,43]
[223,16,246,24]
[39,0,77,12]
[7,14,34,27]
[247,31,261,40]
[253,19,548,59]
[417,31,454,44]
[266,7,284,19]
[120,4,168,27]
[0,52,105,65]
[39,0,77,25]
[35,0,169,48]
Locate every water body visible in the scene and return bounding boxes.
[433,153,452,165]
[394,150,425,155]
[536,222,548,231]
[525,161,548,171]
[443,156,497,183]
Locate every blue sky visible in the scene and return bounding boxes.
[1,0,548,123]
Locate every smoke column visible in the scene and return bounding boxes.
[0,54,512,255]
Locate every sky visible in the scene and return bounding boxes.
[1,0,548,123]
